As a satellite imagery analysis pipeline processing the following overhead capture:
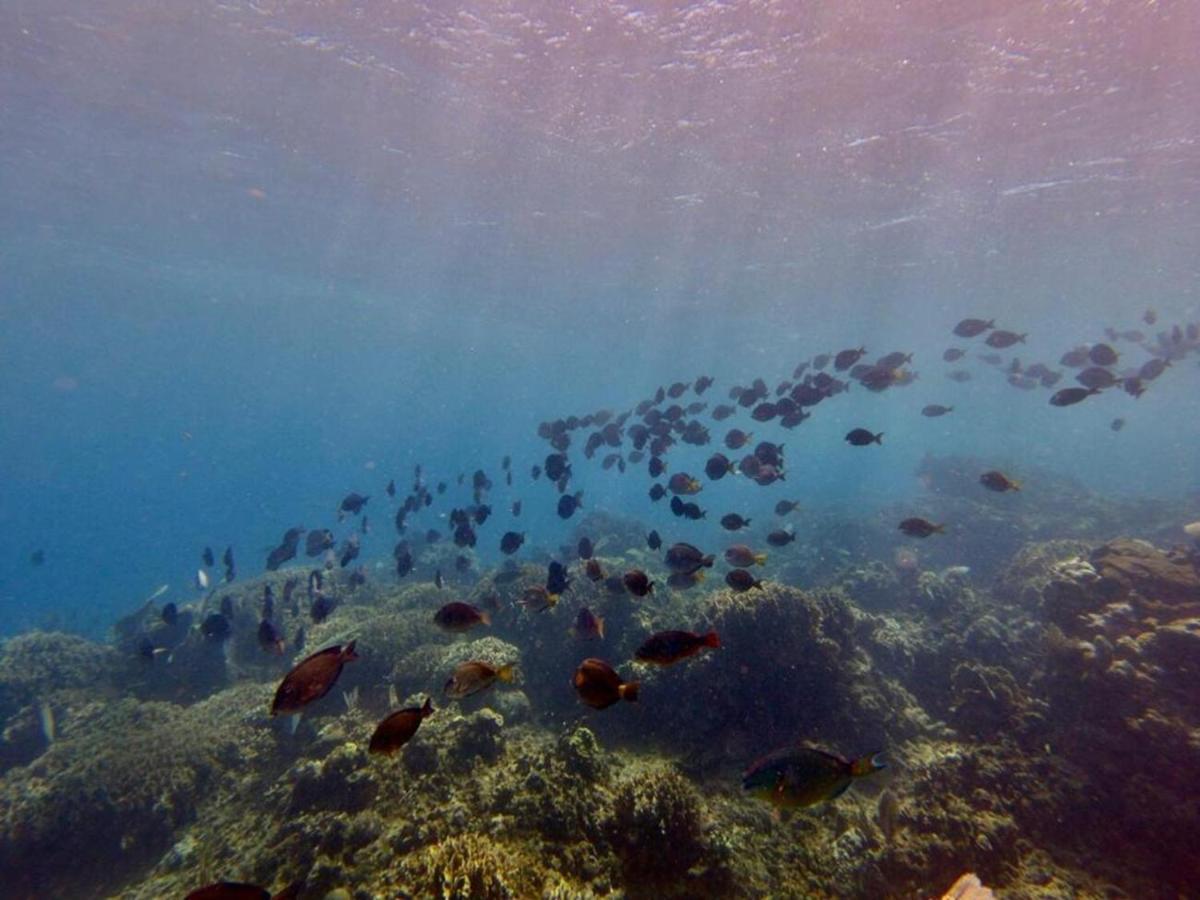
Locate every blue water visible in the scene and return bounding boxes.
[2,1,1199,637]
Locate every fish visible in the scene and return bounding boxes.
[1049,387,1099,406]
[200,612,231,641]
[725,569,764,592]
[646,530,662,551]
[29,548,45,566]
[1110,418,1125,432]
[635,629,720,665]
[743,746,885,808]
[898,517,944,538]
[1138,358,1169,381]
[184,884,274,900]
[257,619,285,655]
[573,658,639,710]
[622,569,655,597]
[557,492,584,519]
[444,660,515,699]
[578,536,594,560]
[942,348,966,362]
[161,602,178,626]
[648,484,667,502]
[724,428,753,450]
[766,529,796,547]
[680,501,706,521]
[946,370,972,382]
[511,500,522,517]
[338,492,369,518]
[720,513,751,531]
[668,473,702,495]
[202,547,215,567]
[844,428,882,446]
[338,533,360,568]
[305,529,335,557]
[774,500,801,516]
[712,404,736,421]
[544,453,571,482]
[433,602,491,631]
[270,641,358,715]
[499,531,525,555]
[1076,367,1117,390]
[985,329,1026,349]
[724,544,767,567]
[571,607,605,641]
[834,347,866,371]
[310,594,337,623]
[979,470,1020,492]
[584,558,605,582]
[195,569,210,591]
[1089,343,1119,366]
[921,404,953,417]
[1143,308,1157,325]
[648,456,667,479]
[705,453,734,481]
[369,697,434,755]
[519,586,559,613]
[952,318,993,338]
[386,479,396,498]
[546,560,571,595]
[665,542,715,574]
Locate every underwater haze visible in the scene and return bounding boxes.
[2,2,1200,899]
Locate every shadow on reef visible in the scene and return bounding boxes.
[2,499,1199,897]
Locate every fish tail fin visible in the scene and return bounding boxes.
[287,713,302,735]
[596,616,606,638]
[694,571,706,582]
[874,433,884,444]
[1018,333,1027,343]
[702,554,716,567]
[1010,480,1022,491]
[851,752,887,777]
[934,523,947,534]
[754,552,768,565]
[496,664,516,683]
[421,697,434,716]
[479,611,492,626]
[620,681,640,703]
[703,631,721,649]
[342,640,359,660]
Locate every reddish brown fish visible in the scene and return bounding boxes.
[270,641,358,716]
[623,569,654,597]
[369,697,434,755]
[444,660,515,699]
[635,630,720,665]
[573,658,639,710]
[584,558,605,582]
[433,601,491,631]
[572,606,605,640]
[185,883,276,900]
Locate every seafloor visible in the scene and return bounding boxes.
[2,457,1198,899]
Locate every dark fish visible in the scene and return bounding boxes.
[1059,347,1090,368]
[573,658,639,710]
[1049,387,1099,407]
[667,381,690,398]
[833,347,866,371]
[725,428,753,450]
[578,536,594,560]
[942,348,965,362]
[712,404,736,421]
[668,473,702,495]
[952,318,993,338]
[472,504,491,525]
[305,529,335,557]
[499,531,525,555]
[29,548,45,566]
[622,569,654,597]
[648,456,667,478]
[1089,343,1119,366]
[338,534,361,568]
[544,453,571,482]
[921,404,953,417]
[452,522,477,548]
[369,697,434,755]
[257,619,285,655]
[898,517,944,538]
[1138,358,1169,381]
[1076,367,1117,390]
[1122,377,1146,398]
[202,547,215,567]
[557,491,584,519]
[876,351,913,369]
[648,484,667,502]
[425,529,442,544]
[681,501,705,521]
[766,529,796,547]
[753,441,784,467]
[270,641,358,715]
[743,747,885,808]
[572,607,605,641]
[531,465,542,480]
[1110,417,1125,432]
[985,330,1025,349]
[338,493,370,518]
[665,542,715,574]
[705,453,734,481]
[201,612,231,641]
[635,629,720,665]
[161,602,178,626]
[310,594,336,623]
[946,370,972,382]
[511,500,522,517]
[546,560,571,595]
[1143,308,1157,325]
[647,529,663,551]
[774,499,801,515]
[584,558,605,582]
[394,546,414,579]
[434,602,491,632]
[845,428,882,446]
[386,479,396,497]
[694,375,714,395]
[220,594,236,618]
[725,569,764,592]
[751,402,778,422]
[725,544,767,567]
[720,513,751,531]
[444,660,515,698]
[666,571,705,590]
[980,470,1021,492]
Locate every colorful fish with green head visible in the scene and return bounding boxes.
[743,746,885,808]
